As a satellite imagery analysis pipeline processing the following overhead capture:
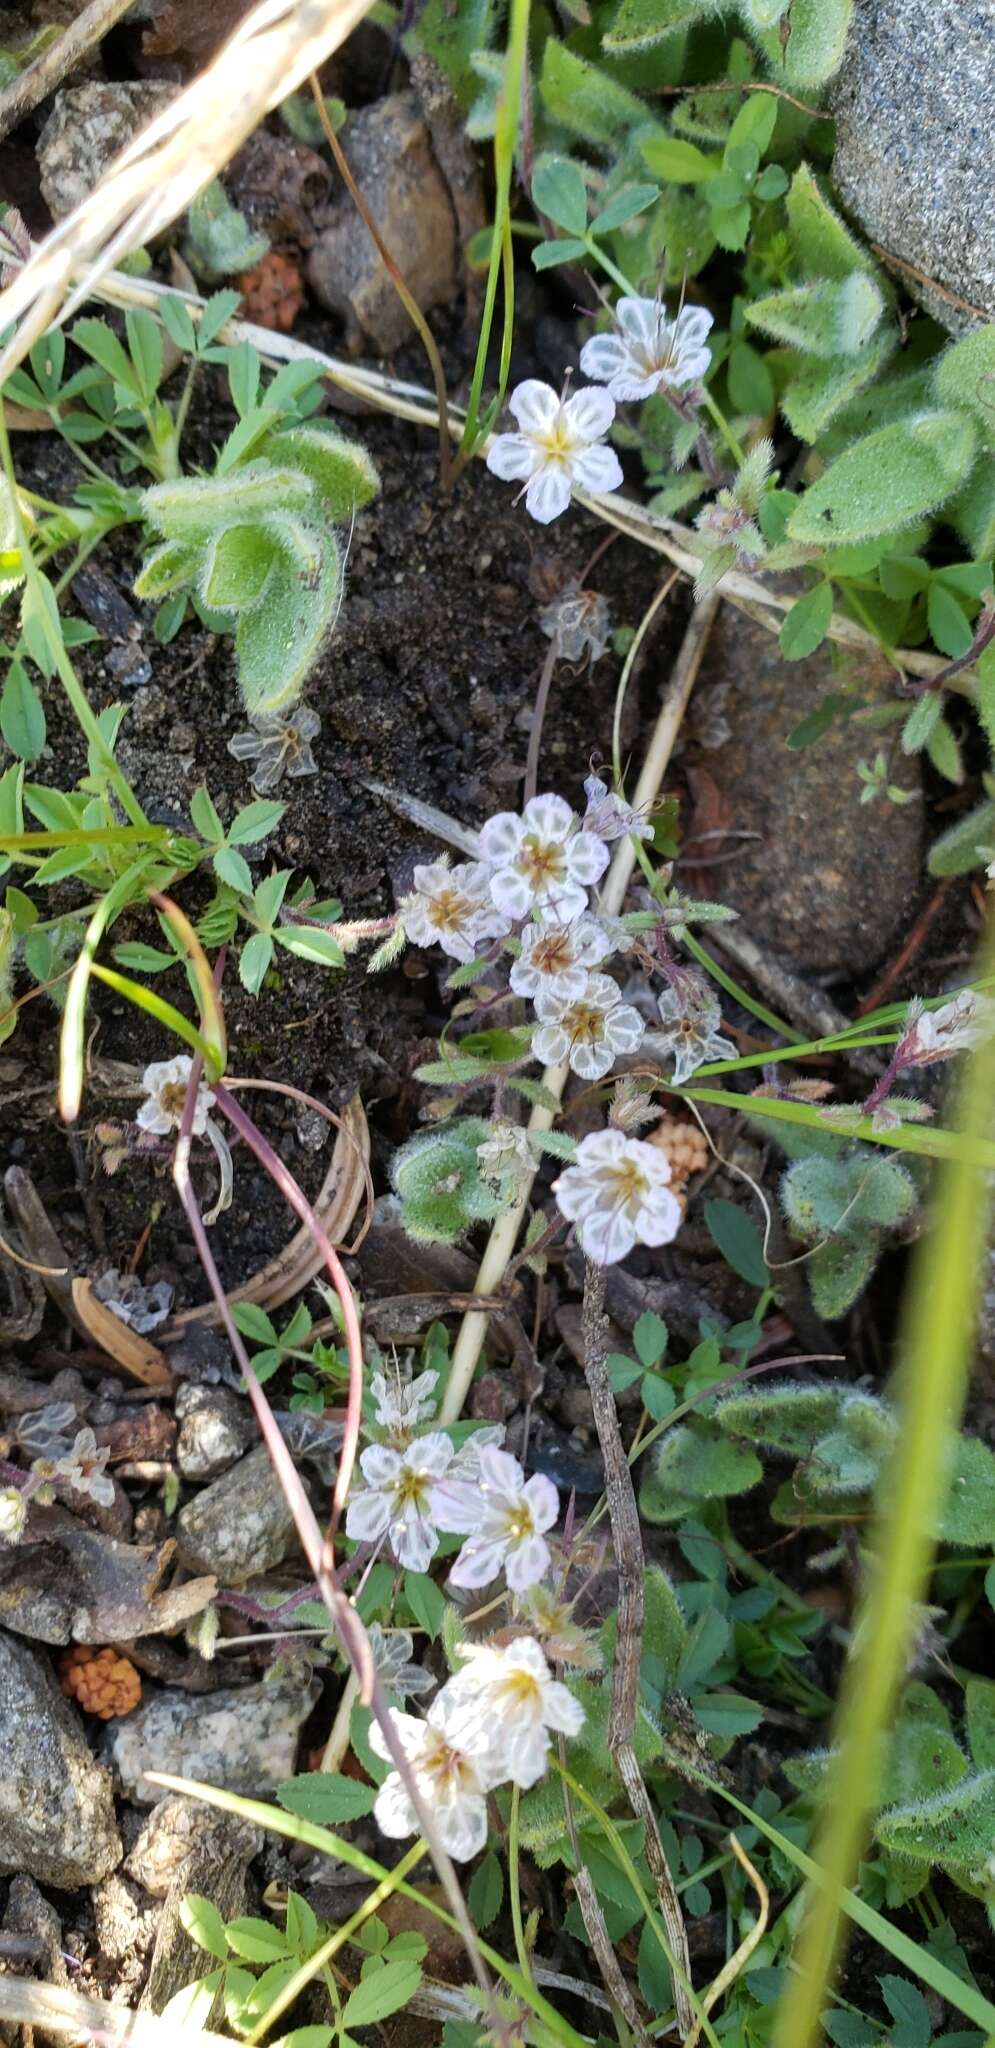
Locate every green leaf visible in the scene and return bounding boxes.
[225,1915,293,1962]
[695,1689,763,1736]
[876,1770,995,1877]
[641,1372,676,1421]
[590,183,660,234]
[112,941,176,973]
[236,532,342,717]
[937,1433,995,1546]
[641,134,717,183]
[532,237,589,270]
[746,275,883,358]
[160,1969,224,2028]
[786,412,977,547]
[160,294,198,353]
[239,930,274,993]
[532,154,587,237]
[125,308,163,401]
[229,798,285,844]
[0,661,45,762]
[704,1197,769,1285]
[276,925,345,969]
[928,796,995,877]
[603,0,716,54]
[633,1310,668,1368]
[933,324,995,445]
[727,340,774,416]
[965,1676,995,1770]
[710,200,751,252]
[200,523,277,610]
[539,39,650,144]
[277,1772,377,1823]
[403,1569,446,1640]
[214,846,254,893]
[468,1849,504,1929]
[189,783,225,843]
[785,164,878,281]
[257,425,379,521]
[778,582,833,660]
[178,1893,229,1960]
[342,1957,422,2029]
[782,326,897,443]
[677,1607,730,1690]
[640,1421,762,1521]
[143,464,313,544]
[71,318,141,399]
[746,0,855,89]
[881,1977,931,2048]
[927,580,974,659]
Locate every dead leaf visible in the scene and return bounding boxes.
[72,1276,174,1391]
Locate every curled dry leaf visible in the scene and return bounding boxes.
[169,1091,369,1328]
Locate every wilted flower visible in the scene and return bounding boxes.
[93,1267,174,1334]
[136,1056,233,1224]
[369,1692,506,1859]
[369,1367,439,1437]
[0,1487,26,1544]
[648,978,736,1084]
[53,1427,115,1508]
[400,858,510,963]
[345,1433,456,1573]
[476,1121,535,1198]
[12,1402,77,1459]
[532,971,645,1081]
[443,1636,585,1788]
[480,793,608,926]
[581,773,655,844]
[138,1055,215,1137]
[580,294,713,402]
[445,1425,508,1483]
[228,705,321,792]
[539,579,611,664]
[899,991,995,1065]
[485,381,623,525]
[553,1127,683,1265]
[519,1584,602,1673]
[436,1444,559,1593]
[693,439,774,596]
[510,915,616,1001]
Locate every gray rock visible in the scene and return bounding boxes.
[139,1800,260,2016]
[0,1633,121,1888]
[176,1382,255,1481]
[307,91,457,352]
[691,604,923,975]
[107,1674,316,1804]
[126,1791,262,1898]
[175,1443,297,1580]
[37,82,176,221]
[91,1870,157,1967]
[830,2,995,333]
[2,1873,69,1987]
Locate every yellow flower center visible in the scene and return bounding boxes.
[533,932,573,974]
[160,1082,189,1120]
[422,1729,476,1795]
[536,419,575,461]
[564,1001,604,1045]
[519,835,565,888]
[499,1500,535,1544]
[392,1466,430,1512]
[604,1160,650,1213]
[429,886,472,933]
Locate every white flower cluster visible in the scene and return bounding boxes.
[371,1634,584,1859]
[346,1424,559,1589]
[485,294,713,525]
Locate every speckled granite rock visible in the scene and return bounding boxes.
[830,2,995,332]
[175,1382,255,1481]
[691,604,923,976]
[175,1443,297,1581]
[37,81,176,220]
[0,1633,121,1887]
[107,1674,316,1803]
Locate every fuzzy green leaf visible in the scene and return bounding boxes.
[258,424,380,520]
[746,0,854,90]
[717,1383,850,1455]
[807,1235,878,1318]
[539,40,648,145]
[786,412,976,547]
[938,1433,995,1546]
[949,461,995,562]
[785,164,877,281]
[199,523,278,610]
[603,0,718,53]
[703,1197,769,1284]
[928,797,995,877]
[933,324,995,446]
[781,326,897,443]
[876,1769,995,1877]
[143,465,314,544]
[779,581,833,659]
[746,274,883,358]
[640,1420,762,1522]
[885,1684,968,1807]
[235,532,341,717]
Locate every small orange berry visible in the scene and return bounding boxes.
[59,1644,142,1718]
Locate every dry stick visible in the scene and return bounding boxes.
[522,637,560,807]
[583,1258,696,2038]
[559,1735,653,2048]
[0,0,136,143]
[307,75,452,490]
[439,591,721,1427]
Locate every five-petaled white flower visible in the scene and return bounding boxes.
[138,1055,215,1137]
[400,858,509,963]
[532,972,644,1081]
[345,1433,456,1573]
[369,1692,505,1860]
[480,794,608,927]
[369,1368,439,1437]
[900,991,995,1065]
[510,915,616,1002]
[649,979,736,1085]
[580,295,714,402]
[437,1444,559,1593]
[443,1636,586,1788]
[553,1127,683,1265]
[53,1427,115,1508]
[485,381,623,524]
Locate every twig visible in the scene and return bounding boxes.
[867,242,992,323]
[651,77,826,118]
[582,1257,697,2038]
[558,1735,653,2048]
[439,592,721,1426]
[523,638,560,806]
[0,0,136,143]
[707,921,883,1081]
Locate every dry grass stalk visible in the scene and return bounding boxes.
[0,0,375,385]
[0,0,137,143]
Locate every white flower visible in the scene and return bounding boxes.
[434,1444,559,1593]
[138,1055,215,1137]
[581,774,655,844]
[0,1487,26,1545]
[52,1427,115,1508]
[369,1691,506,1859]
[476,1120,535,1197]
[553,1127,683,1265]
[446,1425,507,1483]
[580,295,714,402]
[510,915,616,1001]
[900,991,995,1065]
[532,971,645,1081]
[485,381,623,524]
[400,859,509,963]
[539,580,611,663]
[648,980,736,1085]
[443,1636,585,1788]
[369,1368,439,1436]
[345,1432,456,1573]
[480,793,608,927]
